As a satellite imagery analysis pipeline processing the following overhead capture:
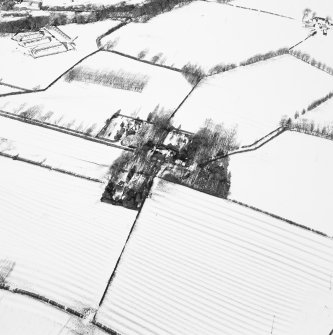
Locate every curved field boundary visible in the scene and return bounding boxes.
[0,110,133,151]
[200,127,286,166]
[0,284,121,335]
[96,20,131,48]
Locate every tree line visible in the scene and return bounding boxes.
[290,50,333,76]
[281,116,333,141]
[1,0,195,33]
[64,66,150,92]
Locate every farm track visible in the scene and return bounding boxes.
[0,110,134,151]
[0,285,121,335]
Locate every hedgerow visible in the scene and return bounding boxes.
[239,48,289,66]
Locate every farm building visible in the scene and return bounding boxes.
[0,113,125,180]
[12,25,76,58]
[306,16,333,35]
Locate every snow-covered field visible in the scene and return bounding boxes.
[229,131,333,235]
[0,115,124,180]
[0,290,106,335]
[0,19,120,90]
[101,1,307,71]
[232,0,333,19]
[96,179,333,335]
[43,0,143,7]
[0,155,136,312]
[294,32,333,70]
[0,51,192,132]
[173,55,333,144]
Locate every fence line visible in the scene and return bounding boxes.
[0,151,104,183]
[0,110,133,151]
[0,284,121,334]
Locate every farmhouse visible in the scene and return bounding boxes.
[305,16,333,35]
[14,0,42,10]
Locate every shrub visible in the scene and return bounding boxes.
[151,52,163,64]
[0,259,15,286]
[19,105,43,119]
[39,111,54,122]
[85,123,98,135]
[138,49,149,59]
[181,63,205,85]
